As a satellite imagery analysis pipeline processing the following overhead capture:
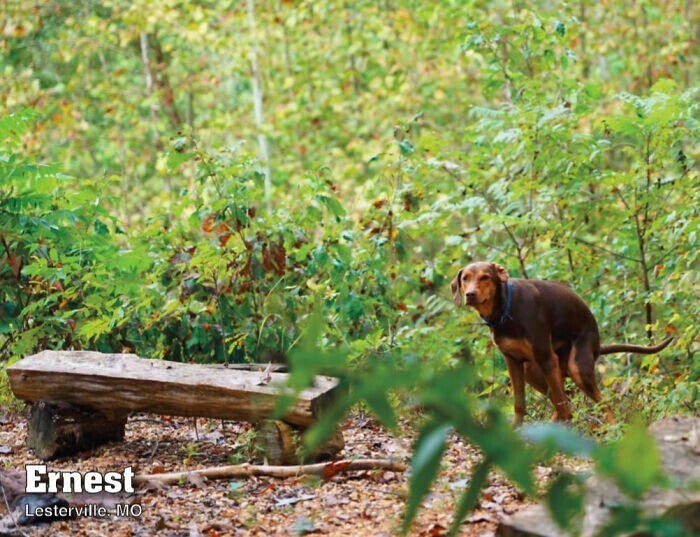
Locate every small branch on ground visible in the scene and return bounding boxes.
[135,458,407,486]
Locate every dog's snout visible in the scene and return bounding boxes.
[465,291,477,301]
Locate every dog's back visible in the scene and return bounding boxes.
[513,279,600,348]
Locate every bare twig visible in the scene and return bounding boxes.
[0,481,29,537]
[442,166,530,277]
[134,458,407,486]
[573,237,641,263]
[476,239,510,257]
[145,440,160,466]
[651,245,679,266]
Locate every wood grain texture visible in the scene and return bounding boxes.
[8,351,338,427]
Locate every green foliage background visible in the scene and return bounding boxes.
[1,0,698,533]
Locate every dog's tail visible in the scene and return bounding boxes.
[599,336,673,355]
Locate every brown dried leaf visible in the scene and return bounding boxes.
[262,241,286,275]
[321,461,352,481]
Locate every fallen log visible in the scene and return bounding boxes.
[134,458,407,486]
[7,350,341,459]
[8,351,338,427]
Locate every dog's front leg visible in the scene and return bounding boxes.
[504,355,526,426]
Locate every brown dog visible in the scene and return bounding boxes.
[451,261,673,425]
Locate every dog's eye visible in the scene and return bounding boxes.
[479,275,489,281]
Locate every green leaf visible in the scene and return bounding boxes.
[94,219,109,235]
[302,383,353,454]
[543,49,555,65]
[317,195,346,217]
[584,82,603,99]
[650,78,677,94]
[172,136,188,152]
[76,318,111,342]
[554,20,566,37]
[365,392,397,430]
[520,423,595,456]
[463,35,484,50]
[448,458,491,536]
[464,419,535,494]
[546,473,585,530]
[0,109,36,142]
[402,421,450,534]
[397,139,414,156]
[595,422,663,499]
[605,116,640,136]
[28,217,59,231]
[166,150,194,172]
[10,326,41,357]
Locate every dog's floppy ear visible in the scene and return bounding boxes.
[492,263,509,283]
[450,269,464,306]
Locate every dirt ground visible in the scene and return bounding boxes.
[0,410,542,536]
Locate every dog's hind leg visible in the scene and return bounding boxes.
[533,346,572,421]
[568,335,614,423]
[568,336,602,403]
[524,362,562,421]
[523,362,548,395]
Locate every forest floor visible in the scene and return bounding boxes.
[0,410,569,536]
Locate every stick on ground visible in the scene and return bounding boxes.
[134,458,407,486]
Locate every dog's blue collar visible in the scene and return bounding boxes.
[484,280,513,328]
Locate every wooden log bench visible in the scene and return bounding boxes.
[7,350,343,461]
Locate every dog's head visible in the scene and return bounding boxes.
[450,262,509,308]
